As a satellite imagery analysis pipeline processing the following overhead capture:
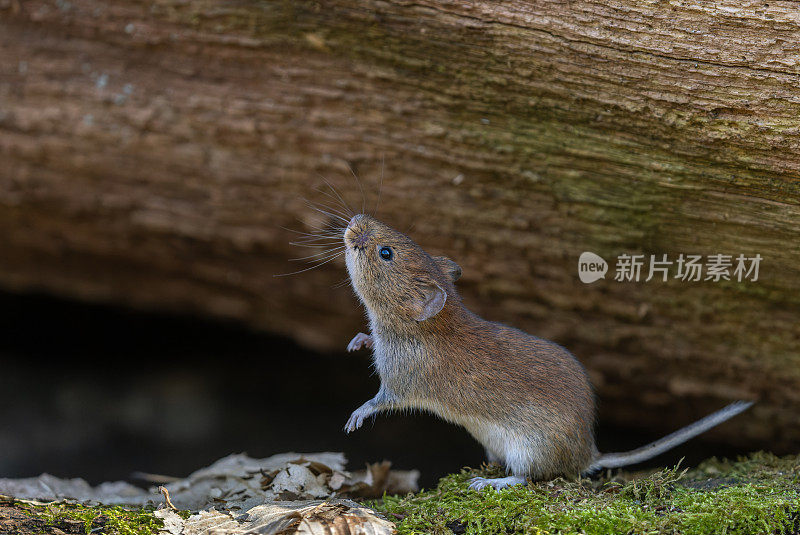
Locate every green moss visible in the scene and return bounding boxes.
[371,453,800,535]
[7,499,190,535]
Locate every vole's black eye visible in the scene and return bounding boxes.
[379,246,393,261]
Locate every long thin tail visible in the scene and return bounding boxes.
[589,401,754,472]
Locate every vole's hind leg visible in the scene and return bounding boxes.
[468,430,532,490]
[468,476,526,491]
[469,449,523,489]
[344,387,394,433]
[347,332,374,352]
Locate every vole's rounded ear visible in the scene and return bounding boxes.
[410,281,447,322]
[433,256,462,282]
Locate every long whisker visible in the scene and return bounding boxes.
[347,162,367,215]
[279,178,356,277]
[315,188,353,219]
[317,175,356,217]
[289,237,343,246]
[288,235,343,244]
[372,155,385,217]
[285,233,344,244]
[302,226,346,237]
[281,226,344,239]
[303,196,353,222]
[274,250,345,277]
[289,246,346,262]
[302,197,350,220]
[317,173,355,218]
[289,236,342,247]
[302,200,351,226]
[291,242,346,254]
[332,277,352,289]
[299,225,346,238]
[317,174,355,215]
[290,230,344,239]
[286,216,345,234]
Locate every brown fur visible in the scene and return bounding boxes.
[344,214,596,479]
[342,214,752,484]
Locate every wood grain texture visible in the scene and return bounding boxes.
[1,0,798,449]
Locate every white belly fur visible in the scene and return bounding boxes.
[461,417,546,477]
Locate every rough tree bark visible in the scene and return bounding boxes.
[0,0,798,450]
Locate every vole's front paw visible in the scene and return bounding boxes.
[343,404,372,433]
[468,476,526,491]
[347,333,374,352]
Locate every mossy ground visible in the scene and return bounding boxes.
[1,453,797,534]
[371,452,800,535]
[0,496,190,535]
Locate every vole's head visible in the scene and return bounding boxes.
[344,214,461,325]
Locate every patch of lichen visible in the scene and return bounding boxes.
[371,452,800,535]
[6,499,190,535]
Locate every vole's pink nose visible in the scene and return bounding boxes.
[346,215,370,249]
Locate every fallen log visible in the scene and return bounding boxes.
[1,0,798,450]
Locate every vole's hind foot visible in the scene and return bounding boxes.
[347,332,374,352]
[468,476,526,491]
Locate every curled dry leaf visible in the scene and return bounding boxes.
[176,499,394,535]
[271,464,330,500]
[340,461,420,499]
[328,472,347,491]
[154,508,184,535]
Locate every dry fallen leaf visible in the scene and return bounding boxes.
[176,500,394,535]
[154,508,184,535]
[0,474,149,505]
[0,452,415,534]
[341,461,419,499]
